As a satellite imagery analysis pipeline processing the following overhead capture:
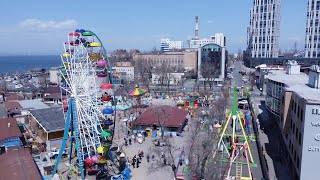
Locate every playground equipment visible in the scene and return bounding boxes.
[218,86,255,180]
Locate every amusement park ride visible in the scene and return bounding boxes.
[218,86,256,180]
[52,29,130,180]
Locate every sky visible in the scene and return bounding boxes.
[0,0,308,55]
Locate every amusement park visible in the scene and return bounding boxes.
[29,29,263,180]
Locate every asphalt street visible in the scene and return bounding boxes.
[226,61,263,180]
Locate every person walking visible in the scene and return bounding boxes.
[136,158,140,168]
[146,154,150,163]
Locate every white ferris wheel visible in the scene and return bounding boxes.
[59,29,111,156]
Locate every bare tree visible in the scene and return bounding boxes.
[187,109,224,179]
[153,63,173,93]
[134,58,152,91]
[200,62,220,92]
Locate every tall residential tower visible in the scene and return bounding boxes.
[247,0,281,58]
[305,0,320,58]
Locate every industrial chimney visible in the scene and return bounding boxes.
[195,16,199,40]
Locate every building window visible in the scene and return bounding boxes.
[300,109,304,122]
[299,132,301,145]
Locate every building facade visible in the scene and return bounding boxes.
[49,68,60,85]
[305,0,320,58]
[247,0,281,58]
[133,51,197,71]
[266,61,320,180]
[151,72,184,85]
[160,38,184,52]
[111,66,135,81]
[197,43,226,82]
[189,33,226,49]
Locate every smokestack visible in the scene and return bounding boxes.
[195,16,199,40]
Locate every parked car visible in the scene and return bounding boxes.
[49,147,67,159]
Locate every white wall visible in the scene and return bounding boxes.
[49,69,60,84]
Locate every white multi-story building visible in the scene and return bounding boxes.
[266,61,320,180]
[160,38,184,52]
[189,33,225,48]
[247,0,281,58]
[305,0,320,58]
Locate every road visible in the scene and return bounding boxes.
[227,61,263,180]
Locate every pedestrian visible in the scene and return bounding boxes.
[152,155,155,160]
[146,154,150,163]
[127,158,131,168]
[129,138,132,145]
[164,158,167,165]
[131,159,135,168]
[125,139,128,146]
[136,158,140,168]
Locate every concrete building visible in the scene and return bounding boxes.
[133,51,198,71]
[197,43,227,83]
[305,0,320,57]
[160,38,184,52]
[247,0,281,58]
[266,60,320,180]
[151,72,184,85]
[112,66,135,81]
[189,33,226,48]
[49,68,60,85]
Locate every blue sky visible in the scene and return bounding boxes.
[0,0,308,55]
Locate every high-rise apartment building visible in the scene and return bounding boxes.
[247,0,281,58]
[305,0,320,58]
[160,38,184,52]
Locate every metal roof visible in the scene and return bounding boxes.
[18,99,49,109]
[0,149,42,180]
[29,107,65,133]
[0,118,22,141]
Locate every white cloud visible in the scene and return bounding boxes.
[207,20,214,24]
[19,19,78,31]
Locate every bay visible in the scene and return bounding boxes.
[0,55,61,73]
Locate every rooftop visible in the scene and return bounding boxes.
[267,70,320,103]
[29,107,65,132]
[0,149,42,180]
[135,105,188,128]
[5,94,24,101]
[0,118,22,141]
[44,86,61,94]
[18,99,49,109]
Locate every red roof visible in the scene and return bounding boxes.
[0,149,42,180]
[4,101,22,113]
[135,106,188,128]
[0,118,22,141]
[44,86,61,94]
[5,94,24,101]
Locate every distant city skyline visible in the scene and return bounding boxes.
[0,0,308,55]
